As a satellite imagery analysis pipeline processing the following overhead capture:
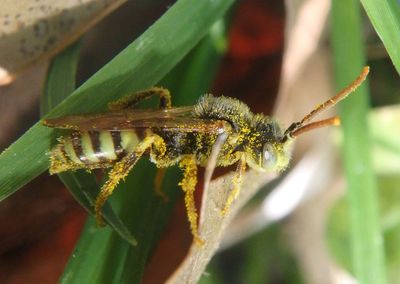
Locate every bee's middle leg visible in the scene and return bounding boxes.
[179,155,204,246]
[221,153,246,216]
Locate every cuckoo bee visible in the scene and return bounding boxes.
[42,67,369,245]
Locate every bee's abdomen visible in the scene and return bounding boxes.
[63,130,139,165]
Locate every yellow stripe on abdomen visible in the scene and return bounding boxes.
[62,130,140,165]
[99,131,118,160]
[64,137,84,164]
[81,132,100,163]
[121,131,139,152]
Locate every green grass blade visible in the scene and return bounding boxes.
[331,0,387,283]
[0,0,234,201]
[60,218,116,284]
[41,42,82,115]
[360,0,400,74]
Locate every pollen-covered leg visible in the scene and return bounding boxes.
[95,134,160,226]
[221,153,246,216]
[179,155,204,246]
[108,87,172,111]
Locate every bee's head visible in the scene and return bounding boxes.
[244,66,370,173]
[244,116,292,173]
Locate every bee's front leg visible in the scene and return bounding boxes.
[221,153,246,216]
[95,134,163,226]
[178,155,204,246]
[108,87,172,111]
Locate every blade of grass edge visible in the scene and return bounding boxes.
[0,0,235,202]
[331,1,386,283]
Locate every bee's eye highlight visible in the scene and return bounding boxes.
[264,149,271,161]
[262,143,276,170]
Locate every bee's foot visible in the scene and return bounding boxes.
[194,236,205,247]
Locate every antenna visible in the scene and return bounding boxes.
[282,66,369,142]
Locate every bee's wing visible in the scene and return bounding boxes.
[42,106,226,134]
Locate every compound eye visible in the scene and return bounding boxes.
[262,143,277,170]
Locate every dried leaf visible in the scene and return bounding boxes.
[0,0,126,85]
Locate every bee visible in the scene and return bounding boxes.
[42,67,369,245]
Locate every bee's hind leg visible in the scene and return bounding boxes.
[108,87,172,111]
[179,155,204,246]
[221,153,246,216]
[95,134,162,226]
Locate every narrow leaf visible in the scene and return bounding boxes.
[331,0,387,283]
